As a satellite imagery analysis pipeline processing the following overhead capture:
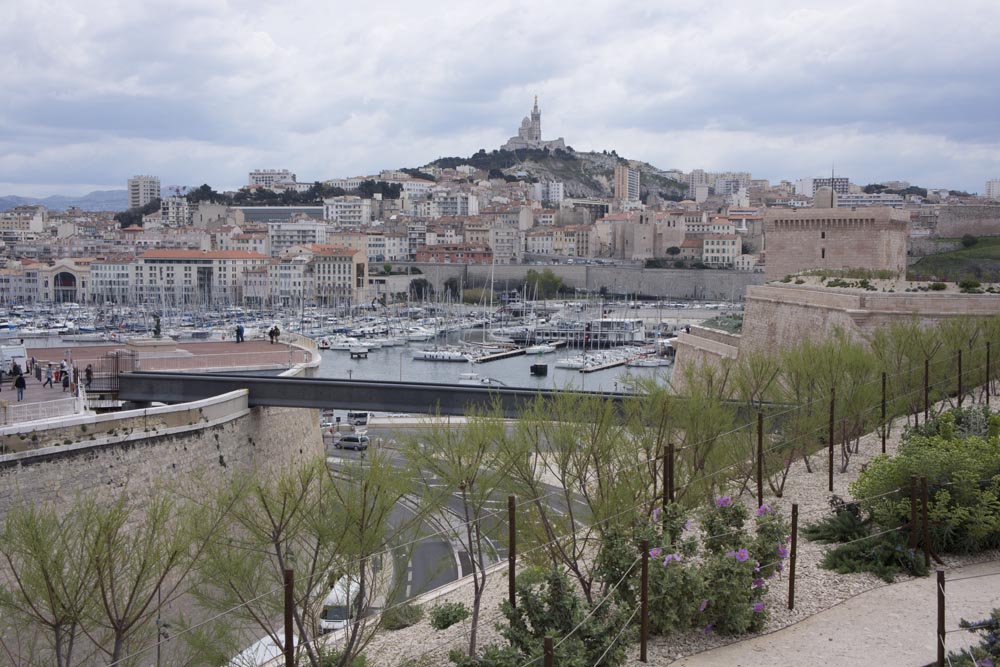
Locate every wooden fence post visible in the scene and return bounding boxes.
[921,476,931,568]
[957,349,963,408]
[937,569,945,667]
[988,341,992,408]
[284,569,294,667]
[640,539,649,663]
[924,358,930,422]
[909,475,919,550]
[828,387,835,493]
[544,636,554,667]
[788,503,798,610]
[508,495,516,610]
[756,412,764,509]
[881,371,887,454]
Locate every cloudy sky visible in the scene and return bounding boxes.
[2,0,999,196]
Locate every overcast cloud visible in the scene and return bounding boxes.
[2,0,999,196]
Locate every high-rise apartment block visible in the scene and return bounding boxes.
[986,179,1000,200]
[809,177,850,196]
[614,164,640,202]
[127,175,161,210]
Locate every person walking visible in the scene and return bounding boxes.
[43,363,53,388]
[61,371,70,392]
[85,364,93,389]
[238,324,245,343]
[14,373,26,402]
[272,325,280,343]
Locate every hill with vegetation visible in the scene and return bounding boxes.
[428,148,687,201]
[908,236,1000,283]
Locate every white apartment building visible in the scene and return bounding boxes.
[525,229,555,255]
[309,245,369,305]
[129,250,270,306]
[324,196,372,226]
[532,181,565,204]
[489,226,523,264]
[265,255,314,307]
[835,193,906,208]
[986,179,1000,200]
[249,169,296,188]
[160,196,193,227]
[90,257,135,304]
[267,221,332,257]
[128,175,161,209]
[366,231,408,263]
[702,234,740,267]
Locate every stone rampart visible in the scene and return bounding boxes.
[935,206,1000,238]
[0,390,322,520]
[670,326,739,392]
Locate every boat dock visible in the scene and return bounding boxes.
[580,356,630,373]
[471,340,567,364]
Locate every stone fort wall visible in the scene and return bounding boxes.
[934,206,1000,238]
[0,390,323,521]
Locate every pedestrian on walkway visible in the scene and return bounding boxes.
[85,364,93,389]
[43,364,53,388]
[14,373,26,402]
[29,355,35,374]
[61,371,70,392]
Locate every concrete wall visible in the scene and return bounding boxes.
[670,326,739,392]
[0,391,323,520]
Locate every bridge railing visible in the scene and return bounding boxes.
[133,351,309,373]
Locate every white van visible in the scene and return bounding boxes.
[346,411,369,427]
[319,577,361,634]
[0,344,27,374]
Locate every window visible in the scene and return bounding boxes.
[821,231,826,239]
[821,248,826,259]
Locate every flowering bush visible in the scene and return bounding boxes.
[699,551,767,635]
[648,554,705,635]
[701,497,749,554]
[751,505,791,580]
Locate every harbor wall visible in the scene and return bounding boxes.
[400,263,764,301]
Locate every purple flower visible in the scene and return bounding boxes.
[777,544,789,559]
[703,623,715,633]
[699,599,709,613]
[756,504,772,516]
[752,602,765,613]
[754,561,761,573]
[662,553,682,565]
[752,578,766,588]
[975,659,994,667]
[715,496,732,508]
[734,548,750,562]
[684,519,692,532]
[649,547,663,558]
[776,562,784,573]
[652,507,661,521]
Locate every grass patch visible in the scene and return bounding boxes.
[700,315,743,334]
[908,237,1000,282]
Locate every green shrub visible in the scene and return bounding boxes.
[320,649,367,667]
[382,602,424,630]
[802,496,869,544]
[947,607,1000,666]
[929,282,947,291]
[851,410,1000,554]
[959,278,982,292]
[820,531,928,582]
[701,496,749,554]
[429,602,470,630]
[962,234,979,248]
[699,550,768,635]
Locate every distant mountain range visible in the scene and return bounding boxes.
[0,190,129,213]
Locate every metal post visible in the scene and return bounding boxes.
[921,476,931,568]
[937,569,945,667]
[284,569,294,667]
[544,636,554,667]
[788,503,798,610]
[924,358,930,422]
[957,349,963,408]
[881,371,887,455]
[640,539,649,663]
[909,475,919,550]
[508,495,516,610]
[756,411,764,509]
[828,387,835,493]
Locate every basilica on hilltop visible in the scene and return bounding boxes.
[501,97,567,151]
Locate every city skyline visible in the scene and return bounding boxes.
[2,0,999,197]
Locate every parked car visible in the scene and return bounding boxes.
[335,434,370,451]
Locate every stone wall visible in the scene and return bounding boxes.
[670,326,740,392]
[935,206,1000,238]
[399,262,765,301]
[0,390,323,520]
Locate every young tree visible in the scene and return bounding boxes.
[406,407,510,657]
[0,501,99,667]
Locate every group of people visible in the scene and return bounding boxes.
[234,324,245,343]
[0,355,98,403]
[268,325,281,344]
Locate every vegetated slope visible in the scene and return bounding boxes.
[429,148,686,200]
[908,237,1000,282]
